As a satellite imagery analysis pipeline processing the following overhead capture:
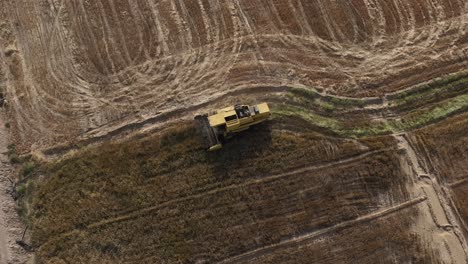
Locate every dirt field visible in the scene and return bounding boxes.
[0,0,467,263]
[0,111,32,264]
[0,0,466,152]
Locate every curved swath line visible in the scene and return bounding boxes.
[291,0,314,36]
[165,1,238,104]
[347,0,367,43]
[325,1,356,43]
[95,0,128,73]
[381,0,400,37]
[233,0,266,73]
[124,1,150,62]
[263,0,289,34]
[400,0,417,41]
[11,2,88,139]
[29,2,81,113]
[169,0,191,52]
[77,0,113,75]
[289,0,344,78]
[48,2,112,90]
[36,148,387,251]
[45,25,468,109]
[173,1,222,99]
[419,0,439,46]
[46,4,102,100]
[317,0,342,42]
[125,40,336,106]
[215,1,246,89]
[107,0,133,66]
[267,1,311,50]
[136,1,161,60]
[145,0,169,56]
[44,7,468,90]
[362,0,387,43]
[210,0,225,41]
[178,0,203,47]
[197,0,213,43]
[46,33,107,120]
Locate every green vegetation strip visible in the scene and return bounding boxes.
[274,92,468,138]
[391,73,468,108]
[289,87,367,110]
[287,71,468,114]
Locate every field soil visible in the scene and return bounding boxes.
[0,0,467,264]
[0,0,466,152]
[0,110,31,264]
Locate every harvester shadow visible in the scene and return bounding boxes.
[205,122,273,181]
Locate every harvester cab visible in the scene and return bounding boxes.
[195,103,271,151]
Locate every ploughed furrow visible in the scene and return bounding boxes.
[1,0,467,151]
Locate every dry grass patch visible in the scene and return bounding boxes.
[26,120,408,263]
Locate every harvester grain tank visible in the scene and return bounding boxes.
[195,103,271,151]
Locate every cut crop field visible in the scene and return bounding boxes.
[0,0,467,152]
[0,0,467,264]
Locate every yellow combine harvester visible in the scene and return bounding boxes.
[195,103,271,151]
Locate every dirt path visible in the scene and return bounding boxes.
[0,110,31,264]
[395,134,468,264]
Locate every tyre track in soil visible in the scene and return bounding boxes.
[217,196,428,264]
[4,1,468,262]
[0,111,31,264]
[395,134,468,263]
[4,0,468,153]
[41,71,468,159]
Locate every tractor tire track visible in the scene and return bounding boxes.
[3,0,468,152]
[395,133,468,264]
[217,196,428,264]
[0,111,31,264]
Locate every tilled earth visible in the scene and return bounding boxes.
[0,0,467,263]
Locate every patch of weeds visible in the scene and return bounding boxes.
[326,96,367,108]
[15,180,34,222]
[394,75,468,108]
[346,120,396,138]
[7,144,21,163]
[290,87,367,109]
[290,87,319,100]
[16,183,27,198]
[315,99,335,112]
[398,93,468,130]
[21,161,37,177]
[273,104,340,131]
